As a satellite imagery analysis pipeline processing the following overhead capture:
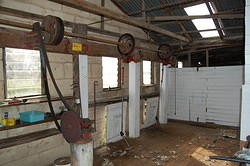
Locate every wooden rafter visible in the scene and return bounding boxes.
[0,6,156,45]
[156,0,193,42]
[205,2,223,40]
[128,0,210,16]
[177,26,243,34]
[48,0,190,42]
[136,14,244,22]
[112,0,159,43]
[153,8,243,26]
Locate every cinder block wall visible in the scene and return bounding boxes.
[0,0,160,165]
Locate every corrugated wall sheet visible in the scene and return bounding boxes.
[166,66,243,127]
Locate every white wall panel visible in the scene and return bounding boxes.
[106,102,127,143]
[166,66,243,127]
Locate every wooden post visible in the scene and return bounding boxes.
[188,53,191,67]
[141,0,146,18]
[101,0,105,30]
[72,24,93,166]
[129,62,140,138]
[206,49,209,67]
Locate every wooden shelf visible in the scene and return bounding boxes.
[0,116,61,131]
[0,128,60,149]
[0,96,73,108]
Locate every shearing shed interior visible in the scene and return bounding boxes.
[0,0,248,166]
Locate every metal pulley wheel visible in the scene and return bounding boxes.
[157,44,172,61]
[61,111,82,143]
[117,33,135,56]
[41,15,64,45]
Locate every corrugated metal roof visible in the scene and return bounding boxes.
[114,0,245,43]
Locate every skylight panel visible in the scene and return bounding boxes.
[200,31,219,38]
[185,3,210,15]
[184,3,219,38]
[192,19,216,30]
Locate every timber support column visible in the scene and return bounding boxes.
[159,64,169,124]
[72,24,93,166]
[129,61,141,138]
[240,1,250,149]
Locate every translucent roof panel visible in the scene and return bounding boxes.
[200,30,219,38]
[192,18,216,30]
[184,3,210,15]
[184,3,219,38]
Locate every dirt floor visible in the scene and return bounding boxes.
[94,121,240,166]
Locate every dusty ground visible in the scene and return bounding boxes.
[94,121,240,166]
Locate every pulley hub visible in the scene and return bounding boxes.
[157,44,176,66]
[117,33,135,56]
[41,15,64,45]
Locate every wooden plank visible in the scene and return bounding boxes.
[0,128,60,149]
[128,0,208,16]
[0,27,84,54]
[205,2,223,40]
[137,14,244,22]
[177,26,243,34]
[48,0,190,42]
[0,26,159,61]
[0,116,61,132]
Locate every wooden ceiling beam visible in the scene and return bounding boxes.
[48,0,190,42]
[175,42,243,55]
[153,8,244,26]
[128,0,209,16]
[0,26,159,61]
[177,26,243,34]
[158,0,192,41]
[205,2,223,40]
[136,14,244,22]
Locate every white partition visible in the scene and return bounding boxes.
[166,66,243,127]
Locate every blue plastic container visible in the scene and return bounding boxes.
[19,111,45,123]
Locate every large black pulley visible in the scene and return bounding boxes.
[157,44,172,61]
[117,33,135,56]
[41,15,64,45]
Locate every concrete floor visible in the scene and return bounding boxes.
[94,122,240,166]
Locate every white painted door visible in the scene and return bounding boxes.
[106,102,127,143]
[144,97,158,128]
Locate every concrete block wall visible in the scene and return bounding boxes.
[0,134,70,166]
[47,52,73,97]
[0,0,160,165]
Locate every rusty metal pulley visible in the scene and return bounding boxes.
[157,44,172,61]
[41,15,64,45]
[117,33,135,56]
[61,111,81,143]
[61,111,94,144]
[157,44,177,66]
